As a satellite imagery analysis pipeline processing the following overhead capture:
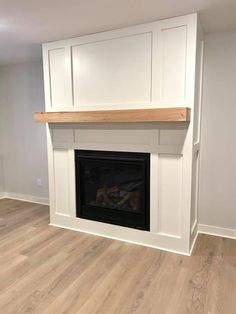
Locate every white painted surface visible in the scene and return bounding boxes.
[158,154,183,237]
[159,129,187,146]
[51,222,192,256]
[49,124,191,254]
[0,61,49,199]
[43,14,196,111]
[159,26,187,102]
[191,150,200,230]
[49,48,67,108]
[193,29,204,144]
[0,101,4,193]
[199,31,236,231]
[42,14,203,254]
[74,125,154,148]
[54,149,70,216]
[52,129,74,144]
[1,0,236,64]
[190,22,204,247]
[2,192,49,205]
[198,224,236,240]
[72,33,152,107]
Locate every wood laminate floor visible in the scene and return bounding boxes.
[0,198,235,314]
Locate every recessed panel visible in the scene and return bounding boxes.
[159,129,187,146]
[191,150,199,230]
[72,33,152,107]
[160,26,187,102]
[54,150,70,216]
[49,48,67,108]
[74,128,152,146]
[158,154,183,237]
[52,129,74,143]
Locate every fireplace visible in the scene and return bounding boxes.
[75,150,150,230]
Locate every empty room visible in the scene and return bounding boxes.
[0,0,235,313]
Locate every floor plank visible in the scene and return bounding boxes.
[0,198,235,314]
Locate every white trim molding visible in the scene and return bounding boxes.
[2,192,49,206]
[190,230,199,255]
[50,222,191,256]
[0,192,5,199]
[198,224,236,240]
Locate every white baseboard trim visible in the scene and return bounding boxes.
[50,222,191,256]
[190,230,199,255]
[0,192,5,199]
[1,192,49,206]
[198,224,236,240]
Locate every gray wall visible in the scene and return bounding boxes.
[0,61,49,199]
[199,31,236,230]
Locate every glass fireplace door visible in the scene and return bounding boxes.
[75,150,150,230]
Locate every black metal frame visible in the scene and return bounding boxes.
[75,150,150,231]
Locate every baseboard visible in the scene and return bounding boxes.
[198,224,236,240]
[2,193,235,244]
[2,192,49,206]
[50,222,191,256]
[0,192,5,199]
[190,223,199,255]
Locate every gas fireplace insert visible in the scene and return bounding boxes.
[75,150,150,230]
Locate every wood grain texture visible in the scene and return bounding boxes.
[0,198,235,314]
[34,108,190,123]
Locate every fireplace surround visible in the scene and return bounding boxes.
[36,13,203,255]
[75,150,150,230]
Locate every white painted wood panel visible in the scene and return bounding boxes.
[43,13,203,255]
[150,153,159,232]
[49,49,67,108]
[72,33,152,108]
[74,127,152,146]
[191,150,199,231]
[73,127,158,153]
[52,128,74,143]
[48,47,72,110]
[159,26,187,102]
[53,149,70,216]
[159,129,187,146]
[193,40,204,143]
[43,14,198,111]
[158,154,183,237]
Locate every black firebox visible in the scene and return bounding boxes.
[75,150,150,231]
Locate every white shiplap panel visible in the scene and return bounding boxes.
[158,154,183,237]
[72,33,152,107]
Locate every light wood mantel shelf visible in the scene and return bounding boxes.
[34,108,190,124]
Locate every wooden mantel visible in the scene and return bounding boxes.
[34,107,190,124]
